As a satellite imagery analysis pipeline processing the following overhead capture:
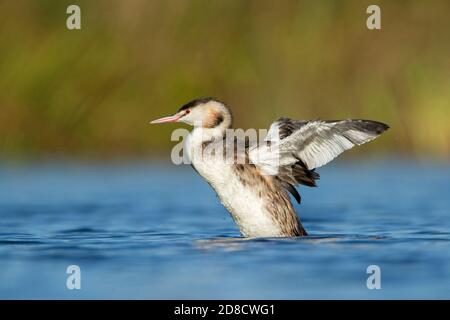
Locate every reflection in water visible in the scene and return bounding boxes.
[195,235,386,251]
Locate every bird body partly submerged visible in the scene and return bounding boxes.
[151,98,389,237]
[186,126,305,237]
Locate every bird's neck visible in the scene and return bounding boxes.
[194,112,232,141]
[186,109,233,164]
[191,125,226,143]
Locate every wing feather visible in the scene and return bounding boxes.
[280,119,389,170]
[250,117,389,203]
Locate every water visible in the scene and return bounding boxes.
[0,159,449,299]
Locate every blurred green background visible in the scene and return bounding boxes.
[1,0,449,160]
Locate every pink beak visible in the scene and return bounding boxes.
[150,114,181,124]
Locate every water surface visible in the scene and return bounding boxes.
[0,159,449,299]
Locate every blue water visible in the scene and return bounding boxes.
[0,159,449,299]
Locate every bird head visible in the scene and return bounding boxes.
[150,98,232,129]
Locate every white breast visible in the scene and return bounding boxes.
[185,128,283,237]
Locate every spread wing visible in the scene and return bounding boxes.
[249,117,389,203]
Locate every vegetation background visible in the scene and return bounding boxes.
[1,0,449,160]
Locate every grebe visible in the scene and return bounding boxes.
[151,98,388,237]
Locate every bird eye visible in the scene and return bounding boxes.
[185,109,191,114]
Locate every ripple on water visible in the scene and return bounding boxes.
[0,162,450,298]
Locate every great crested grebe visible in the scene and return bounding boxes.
[151,98,389,237]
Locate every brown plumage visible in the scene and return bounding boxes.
[233,162,307,236]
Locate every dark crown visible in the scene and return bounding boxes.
[178,97,219,112]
